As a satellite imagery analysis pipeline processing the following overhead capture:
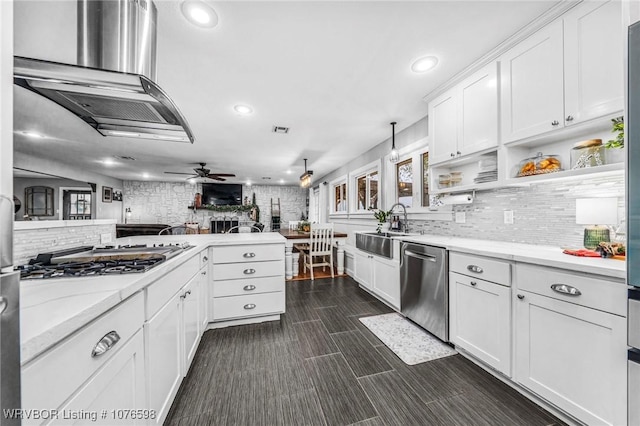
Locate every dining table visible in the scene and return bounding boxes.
[278,229,348,280]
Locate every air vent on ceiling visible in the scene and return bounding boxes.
[262,177,271,180]
[114,155,137,161]
[272,126,289,134]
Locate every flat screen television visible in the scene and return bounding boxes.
[201,183,242,206]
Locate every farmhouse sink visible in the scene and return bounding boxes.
[355,232,408,259]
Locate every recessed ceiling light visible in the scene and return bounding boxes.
[102,159,116,166]
[246,181,252,186]
[142,173,150,179]
[234,104,253,115]
[181,1,218,28]
[286,170,292,175]
[411,56,439,73]
[188,178,196,185]
[280,179,285,184]
[20,131,45,139]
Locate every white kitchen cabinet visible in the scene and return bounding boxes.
[428,89,458,165]
[182,271,202,373]
[449,272,511,376]
[353,248,400,310]
[54,331,146,425]
[429,62,499,166]
[514,263,627,425]
[448,252,511,376]
[353,249,373,291]
[501,1,623,143]
[199,265,209,331]
[563,0,624,125]
[146,292,182,426]
[514,289,627,426]
[500,20,564,143]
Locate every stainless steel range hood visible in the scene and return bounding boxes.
[14,0,195,143]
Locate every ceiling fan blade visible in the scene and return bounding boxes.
[209,173,236,177]
[165,171,195,175]
[207,175,226,181]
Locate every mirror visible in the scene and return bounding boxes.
[14,168,96,221]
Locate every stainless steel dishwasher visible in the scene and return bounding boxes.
[400,242,448,342]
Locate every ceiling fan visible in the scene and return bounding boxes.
[164,163,236,181]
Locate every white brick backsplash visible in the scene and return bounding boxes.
[123,181,307,231]
[14,224,116,266]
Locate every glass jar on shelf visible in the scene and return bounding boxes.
[450,171,463,186]
[516,152,562,177]
[438,174,451,188]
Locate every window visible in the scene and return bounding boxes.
[333,182,347,212]
[64,190,92,220]
[422,152,430,207]
[25,186,54,216]
[357,171,378,210]
[396,158,413,207]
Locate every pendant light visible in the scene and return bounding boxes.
[300,158,313,188]
[389,121,399,163]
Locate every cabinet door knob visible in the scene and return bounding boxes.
[243,252,256,258]
[203,256,208,261]
[456,151,461,155]
[470,281,477,286]
[551,120,560,126]
[201,271,207,275]
[517,294,525,300]
[244,304,256,310]
[91,331,121,357]
[243,285,256,291]
[450,153,455,157]
[565,115,574,122]
[243,268,256,275]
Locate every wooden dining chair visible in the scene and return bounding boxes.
[301,223,335,280]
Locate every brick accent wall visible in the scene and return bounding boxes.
[123,181,307,231]
[14,222,116,266]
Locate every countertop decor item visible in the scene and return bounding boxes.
[576,198,618,249]
[605,117,625,164]
[571,139,604,169]
[370,208,393,233]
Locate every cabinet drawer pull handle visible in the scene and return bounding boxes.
[244,304,256,310]
[91,331,120,358]
[0,297,7,315]
[550,284,581,296]
[243,285,256,291]
[565,115,574,122]
[470,281,477,286]
[243,253,256,258]
[243,268,256,275]
[203,256,208,262]
[202,271,207,275]
[517,294,525,300]
[551,120,560,126]
[467,265,483,273]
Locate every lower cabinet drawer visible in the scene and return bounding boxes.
[212,292,285,321]
[450,252,511,285]
[212,259,284,281]
[21,292,144,414]
[212,276,284,297]
[516,263,626,316]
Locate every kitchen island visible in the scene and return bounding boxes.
[19,232,285,425]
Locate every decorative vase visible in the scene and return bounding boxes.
[604,147,625,165]
[378,222,390,233]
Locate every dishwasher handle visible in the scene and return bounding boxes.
[404,250,437,262]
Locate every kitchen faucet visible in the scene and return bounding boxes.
[389,202,409,233]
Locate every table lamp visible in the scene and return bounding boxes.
[576,198,618,249]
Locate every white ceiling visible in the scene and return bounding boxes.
[13,0,558,185]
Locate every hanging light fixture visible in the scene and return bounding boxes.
[389,121,399,163]
[300,158,313,188]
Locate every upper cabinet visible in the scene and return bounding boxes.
[429,62,499,165]
[501,0,623,144]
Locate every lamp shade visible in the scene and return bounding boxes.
[576,198,618,225]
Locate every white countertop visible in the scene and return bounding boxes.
[393,235,626,280]
[19,232,285,365]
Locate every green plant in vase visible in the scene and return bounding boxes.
[605,117,625,165]
[370,208,393,233]
[297,220,311,232]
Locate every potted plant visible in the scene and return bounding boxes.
[297,220,311,232]
[370,208,393,233]
[605,117,625,165]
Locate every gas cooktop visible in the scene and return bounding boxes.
[17,243,194,280]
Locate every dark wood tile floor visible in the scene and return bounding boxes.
[165,276,564,426]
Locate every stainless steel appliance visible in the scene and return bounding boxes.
[17,243,193,280]
[628,20,640,425]
[0,195,21,425]
[400,242,448,342]
[14,0,194,143]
